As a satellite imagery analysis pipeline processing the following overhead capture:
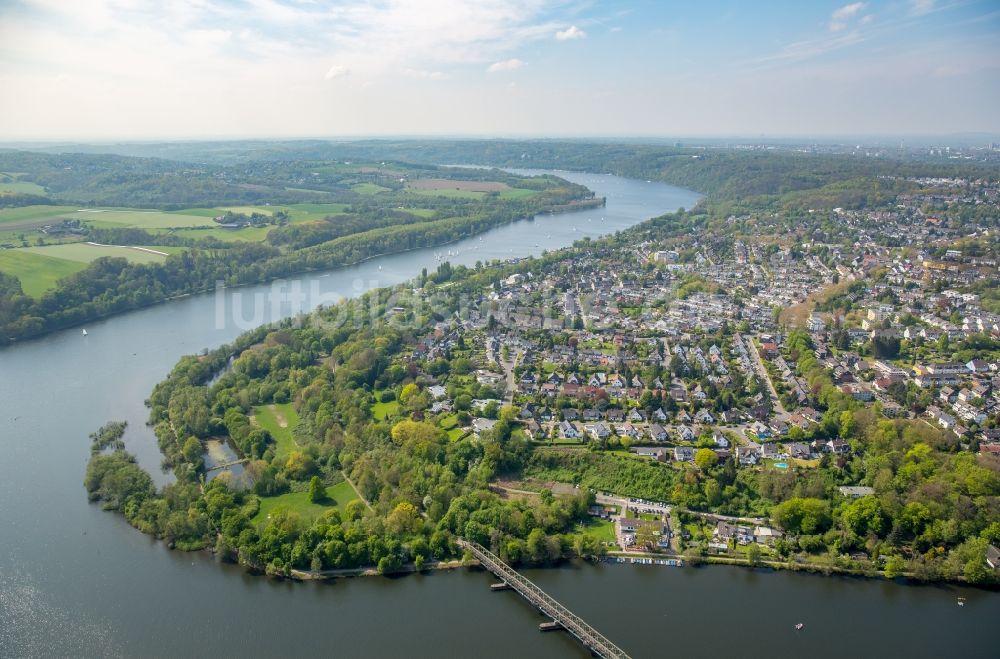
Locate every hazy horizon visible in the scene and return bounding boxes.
[1,0,998,141]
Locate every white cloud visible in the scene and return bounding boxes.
[555,25,586,41]
[403,68,446,80]
[487,58,526,73]
[910,0,936,16]
[830,2,866,32]
[324,64,350,80]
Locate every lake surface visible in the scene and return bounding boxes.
[0,171,995,658]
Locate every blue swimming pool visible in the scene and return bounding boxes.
[773,462,788,469]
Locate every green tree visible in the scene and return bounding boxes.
[842,496,887,538]
[308,475,325,503]
[746,542,762,566]
[694,448,718,471]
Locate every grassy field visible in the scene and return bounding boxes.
[22,242,168,264]
[447,427,467,441]
[0,249,87,295]
[408,188,484,199]
[161,226,274,242]
[0,181,46,195]
[253,403,300,459]
[70,209,215,229]
[251,480,361,526]
[371,399,400,421]
[138,245,187,255]
[399,207,436,218]
[576,518,617,543]
[498,188,538,200]
[352,183,391,195]
[0,205,78,226]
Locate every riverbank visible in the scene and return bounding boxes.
[290,558,474,580]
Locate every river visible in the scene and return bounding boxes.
[0,171,995,658]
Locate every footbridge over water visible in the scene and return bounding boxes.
[458,540,631,659]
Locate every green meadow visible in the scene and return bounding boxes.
[251,480,361,526]
[23,243,169,264]
[253,403,301,459]
[0,249,87,296]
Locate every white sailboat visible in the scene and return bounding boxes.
[82,329,88,336]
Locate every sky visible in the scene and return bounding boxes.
[0,0,998,140]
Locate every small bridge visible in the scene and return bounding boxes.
[458,540,631,659]
[205,458,249,472]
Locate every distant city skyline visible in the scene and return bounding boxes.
[0,0,998,140]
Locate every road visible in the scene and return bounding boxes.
[739,332,787,417]
[498,348,521,406]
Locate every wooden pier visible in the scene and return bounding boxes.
[458,540,631,659]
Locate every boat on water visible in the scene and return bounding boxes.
[795,623,804,631]
[82,329,88,336]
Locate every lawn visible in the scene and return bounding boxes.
[23,242,168,264]
[576,518,617,543]
[0,249,87,296]
[251,480,361,526]
[371,399,400,421]
[447,427,467,441]
[439,414,459,430]
[253,403,300,459]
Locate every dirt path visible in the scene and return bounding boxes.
[268,404,289,428]
[341,471,373,511]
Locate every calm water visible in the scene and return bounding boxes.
[1,172,995,658]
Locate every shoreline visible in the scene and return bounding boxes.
[270,549,996,589]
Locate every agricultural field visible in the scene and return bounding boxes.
[0,202,356,246]
[498,188,538,200]
[404,178,537,201]
[22,242,169,264]
[252,403,300,459]
[251,480,361,526]
[0,205,79,228]
[158,225,274,242]
[0,173,45,195]
[407,187,485,199]
[406,178,509,192]
[0,249,87,296]
[352,182,391,195]
[0,242,172,296]
[71,209,215,229]
[397,207,436,218]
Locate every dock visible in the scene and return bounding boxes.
[458,540,631,659]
